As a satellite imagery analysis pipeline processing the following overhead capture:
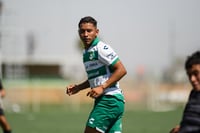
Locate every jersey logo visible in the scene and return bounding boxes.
[103,45,108,50]
[89,52,95,60]
[89,118,95,124]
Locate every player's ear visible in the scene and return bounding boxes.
[96,28,99,35]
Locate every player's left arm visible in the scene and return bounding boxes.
[101,60,127,89]
[0,89,6,98]
[87,60,127,98]
[87,44,127,98]
[98,44,127,89]
[0,80,6,98]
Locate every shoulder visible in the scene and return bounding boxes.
[97,41,114,52]
[188,89,200,101]
[97,41,107,48]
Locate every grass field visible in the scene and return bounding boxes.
[5,104,184,133]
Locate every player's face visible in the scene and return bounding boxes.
[79,22,99,49]
[187,64,200,91]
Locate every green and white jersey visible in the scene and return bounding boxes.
[83,38,124,98]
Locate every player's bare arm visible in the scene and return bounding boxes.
[0,89,6,98]
[66,80,90,96]
[87,60,127,98]
[102,60,127,89]
[169,125,180,133]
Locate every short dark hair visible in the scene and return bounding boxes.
[185,51,200,70]
[78,16,97,28]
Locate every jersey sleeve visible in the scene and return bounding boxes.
[98,43,119,66]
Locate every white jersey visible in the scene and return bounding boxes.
[83,38,123,98]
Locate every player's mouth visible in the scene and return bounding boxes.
[192,82,200,91]
[83,38,91,44]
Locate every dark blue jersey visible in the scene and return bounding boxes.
[0,79,3,90]
[179,89,200,132]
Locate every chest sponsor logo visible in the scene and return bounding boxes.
[88,71,99,77]
[85,62,98,69]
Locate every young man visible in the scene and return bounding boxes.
[0,79,12,133]
[170,51,200,133]
[66,16,127,133]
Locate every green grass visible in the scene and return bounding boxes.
[5,104,183,133]
[123,109,183,133]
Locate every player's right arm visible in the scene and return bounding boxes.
[0,89,6,98]
[66,80,90,96]
[0,80,6,98]
[169,125,180,133]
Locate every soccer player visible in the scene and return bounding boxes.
[170,51,200,133]
[0,79,12,133]
[66,16,127,133]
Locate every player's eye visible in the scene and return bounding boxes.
[86,29,92,33]
[188,70,199,79]
[193,71,199,77]
[79,29,92,34]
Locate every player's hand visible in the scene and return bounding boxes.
[0,89,6,98]
[169,125,180,133]
[66,84,80,96]
[87,86,104,99]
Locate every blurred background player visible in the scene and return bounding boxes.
[66,16,127,133]
[170,51,200,133]
[0,79,12,133]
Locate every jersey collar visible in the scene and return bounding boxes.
[91,37,100,47]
